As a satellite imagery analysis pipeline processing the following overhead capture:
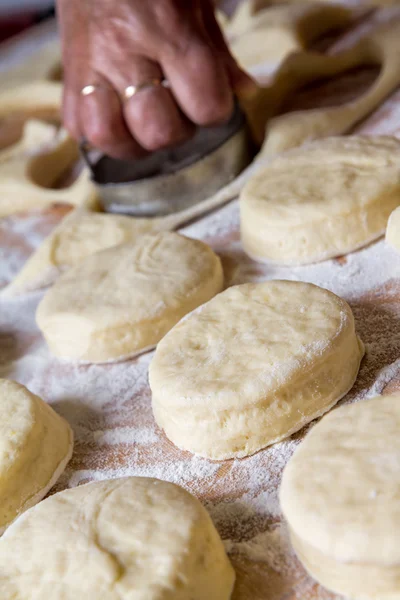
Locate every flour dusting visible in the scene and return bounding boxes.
[0,10,400,600]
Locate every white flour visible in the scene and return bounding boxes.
[1,11,400,600]
[1,112,400,600]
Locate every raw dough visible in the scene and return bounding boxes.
[280,393,400,599]
[223,3,353,70]
[0,80,62,150]
[0,128,97,217]
[36,232,224,363]
[0,81,61,120]
[0,477,235,599]
[2,208,171,296]
[9,20,400,289]
[150,280,364,460]
[386,206,400,252]
[0,119,58,162]
[8,18,400,289]
[0,378,73,534]
[240,19,400,149]
[3,172,238,296]
[240,135,400,265]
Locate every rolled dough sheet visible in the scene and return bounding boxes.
[240,17,400,151]
[0,127,97,218]
[223,3,354,70]
[0,81,62,121]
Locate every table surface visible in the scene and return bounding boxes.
[1,9,400,600]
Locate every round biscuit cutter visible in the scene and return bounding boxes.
[80,103,253,217]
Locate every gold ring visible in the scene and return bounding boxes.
[124,78,168,100]
[81,84,106,97]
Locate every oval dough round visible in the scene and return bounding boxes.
[0,477,235,600]
[240,136,400,265]
[0,378,73,534]
[4,209,171,296]
[149,280,364,460]
[386,206,400,252]
[280,394,400,599]
[36,232,223,363]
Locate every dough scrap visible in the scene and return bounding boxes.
[0,80,62,150]
[223,3,354,70]
[0,378,73,534]
[240,18,400,149]
[280,394,400,599]
[0,80,61,120]
[0,119,58,163]
[386,206,400,252]
[36,231,224,363]
[240,135,400,265]
[0,79,62,153]
[0,127,97,217]
[150,280,364,460]
[0,477,235,600]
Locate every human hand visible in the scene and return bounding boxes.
[57,0,254,159]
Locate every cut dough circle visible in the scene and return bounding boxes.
[0,477,235,599]
[386,206,400,252]
[149,280,364,460]
[0,378,73,534]
[240,136,400,265]
[3,209,172,296]
[280,394,400,599]
[36,232,223,363]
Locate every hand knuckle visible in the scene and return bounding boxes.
[193,97,232,126]
[86,123,114,148]
[142,126,178,151]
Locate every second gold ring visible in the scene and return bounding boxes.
[123,78,169,100]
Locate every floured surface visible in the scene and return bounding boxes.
[1,11,400,600]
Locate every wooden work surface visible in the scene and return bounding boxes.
[1,8,400,600]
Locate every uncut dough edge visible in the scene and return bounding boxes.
[152,333,365,461]
[290,529,400,600]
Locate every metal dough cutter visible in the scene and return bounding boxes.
[81,102,252,217]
